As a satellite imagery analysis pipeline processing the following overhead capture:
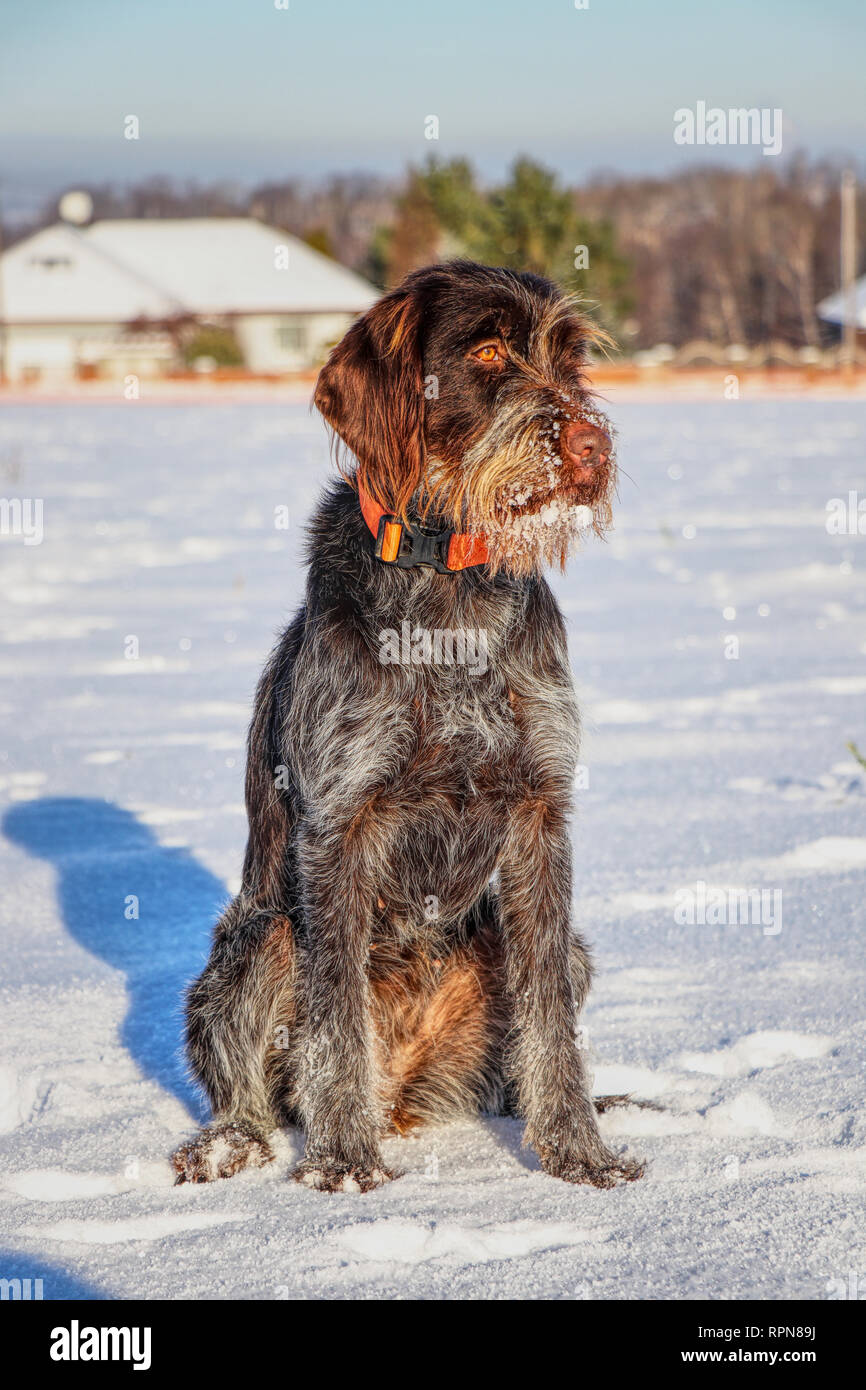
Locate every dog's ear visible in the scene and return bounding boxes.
[314,287,425,521]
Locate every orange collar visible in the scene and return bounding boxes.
[358,482,489,574]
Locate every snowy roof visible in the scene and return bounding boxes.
[1,217,379,324]
[817,277,866,328]
[0,224,180,324]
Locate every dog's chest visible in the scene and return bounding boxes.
[411,671,520,792]
[373,675,519,928]
[394,584,522,781]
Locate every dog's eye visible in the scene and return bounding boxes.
[472,342,505,364]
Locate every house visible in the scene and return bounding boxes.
[0,217,379,382]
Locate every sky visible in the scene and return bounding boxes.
[1,0,864,220]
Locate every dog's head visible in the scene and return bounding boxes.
[314,260,616,576]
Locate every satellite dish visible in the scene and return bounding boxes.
[58,190,94,225]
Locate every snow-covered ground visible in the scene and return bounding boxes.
[1,396,864,1301]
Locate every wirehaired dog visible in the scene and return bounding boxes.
[172,260,645,1192]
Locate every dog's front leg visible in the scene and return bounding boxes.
[500,795,644,1188]
[292,818,394,1194]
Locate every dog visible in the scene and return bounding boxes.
[171,260,644,1193]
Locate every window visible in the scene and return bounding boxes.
[276,318,307,351]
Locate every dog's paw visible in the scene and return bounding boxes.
[539,1146,646,1189]
[292,1159,397,1194]
[172,1124,275,1184]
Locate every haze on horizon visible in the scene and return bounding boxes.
[1,0,863,221]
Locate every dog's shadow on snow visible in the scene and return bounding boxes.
[0,1249,109,1301]
[3,797,223,1119]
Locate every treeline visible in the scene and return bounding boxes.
[15,156,865,350]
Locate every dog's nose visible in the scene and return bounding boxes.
[560,422,612,470]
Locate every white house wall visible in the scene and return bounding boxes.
[4,323,175,383]
[5,323,85,382]
[233,311,358,372]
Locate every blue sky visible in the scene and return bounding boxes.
[1,0,863,216]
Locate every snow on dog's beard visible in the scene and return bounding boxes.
[485,491,597,576]
[429,390,615,578]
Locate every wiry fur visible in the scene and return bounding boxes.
[172,261,644,1192]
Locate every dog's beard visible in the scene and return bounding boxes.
[482,492,599,576]
[426,390,615,578]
